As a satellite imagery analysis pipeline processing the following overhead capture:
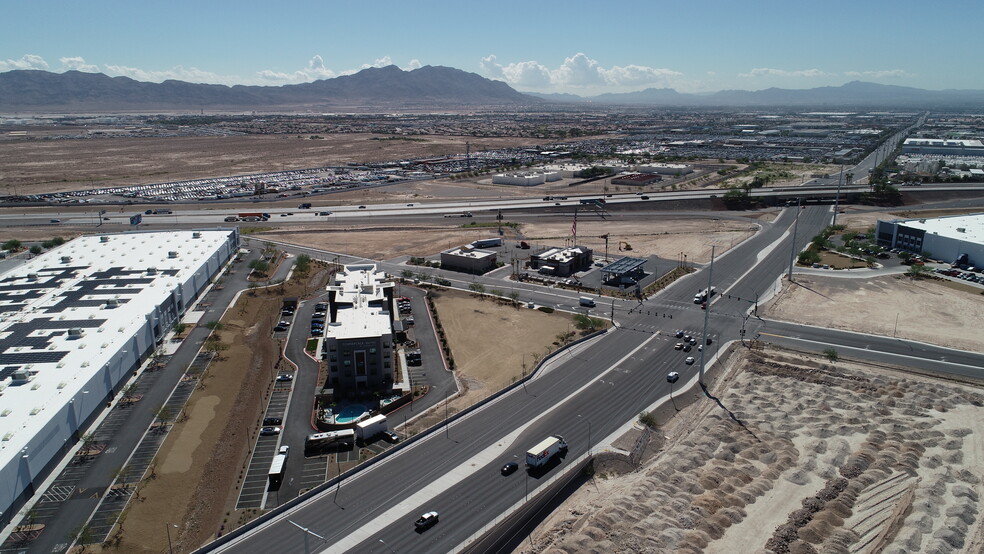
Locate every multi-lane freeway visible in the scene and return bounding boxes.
[200,202,984,554]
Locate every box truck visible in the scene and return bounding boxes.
[526,435,568,469]
[355,414,388,442]
[579,296,596,307]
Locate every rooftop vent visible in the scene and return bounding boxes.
[147,267,157,275]
[11,369,31,383]
[67,328,84,339]
[192,232,202,239]
[105,299,119,308]
[957,227,966,233]
[168,251,178,259]
[27,273,38,281]
[61,256,72,263]
[100,236,110,243]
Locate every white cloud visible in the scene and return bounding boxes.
[362,56,394,69]
[481,52,682,91]
[844,69,910,79]
[738,67,828,79]
[0,54,49,71]
[59,56,99,72]
[406,59,422,70]
[103,64,237,85]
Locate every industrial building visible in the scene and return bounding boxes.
[901,138,984,157]
[0,229,239,520]
[635,163,694,176]
[321,264,395,393]
[440,246,497,275]
[530,246,593,277]
[876,213,984,265]
[491,171,561,186]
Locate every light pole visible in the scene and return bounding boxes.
[698,245,715,388]
[786,198,802,282]
[165,523,178,554]
[379,538,396,553]
[578,414,592,456]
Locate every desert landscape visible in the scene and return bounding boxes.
[527,345,984,553]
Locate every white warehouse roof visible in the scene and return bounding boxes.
[898,213,984,245]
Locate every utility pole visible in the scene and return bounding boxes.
[832,163,844,227]
[787,198,802,282]
[698,245,715,388]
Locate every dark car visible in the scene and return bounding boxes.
[383,431,400,443]
[263,417,282,426]
[274,325,289,332]
[276,373,293,382]
[501,461,519,476]
[358,205,366,209]
[675,330,684,338]
[414,511,439,530]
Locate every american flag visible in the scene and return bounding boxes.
[571,219,576,238]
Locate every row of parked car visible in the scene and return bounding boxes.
[937,267,984,284]
[311,302,327,336]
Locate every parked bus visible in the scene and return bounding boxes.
[268,453,287,487]
[305,430,356,451]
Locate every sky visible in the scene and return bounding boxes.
[2,0,983,95]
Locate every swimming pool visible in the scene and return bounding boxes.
[335,404,369,424]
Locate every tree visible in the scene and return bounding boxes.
[29,245,42,255]
[248,259,270,274]
[638,411,660,429]
[823,348,839,362]
[798,250,821,266]
[80,432,98,456]
[69,522,94,551]
[400,269,415,280]
[204,320,224,331]
[2,239,22,251]
[121,383,139,404]
[906,263,932,279]
[573,313,604,332]
[156,406,174,428]
[468,282,486,296]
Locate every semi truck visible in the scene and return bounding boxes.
[238,212,271,221]
[355,414,388,442]
[526,435,568,469]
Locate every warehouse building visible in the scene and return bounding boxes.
[876,213,984,265]
[0,229,239,520]
[440,246,498,275]
[901,138,984,157]
[611,173,663,186]
[322,264,395,393]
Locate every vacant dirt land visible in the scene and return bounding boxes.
[521,218,759,263]
[405,288,586,433]
[766,274,984,353]
[528,346,984,553]
[0,134,548,195]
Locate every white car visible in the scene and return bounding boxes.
[685,357,696,365]
[666,372,680,383]
[279,445,289,457]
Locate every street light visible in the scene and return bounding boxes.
[578,414,592,456]
[379,538,396,553]
[165,523,178,554]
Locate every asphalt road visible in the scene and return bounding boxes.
[203,202,984,553]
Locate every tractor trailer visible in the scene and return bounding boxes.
[525,435,568,469]
[355,414,388,442]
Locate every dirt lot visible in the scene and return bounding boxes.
[404,288,592,434]
[520,218,760,264]
[766,274,984,353]
[528,346,984,553]
[0,134,549,195]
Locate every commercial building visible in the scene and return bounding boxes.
[321,264,395,393]
[611,173,663,186]
[876,213,984,265]
[635,163,694,176]
[530,246,593,277]
[440,246,497,275]
[491,171,561,186]
[901,138,984,157]
[0,229,239,520]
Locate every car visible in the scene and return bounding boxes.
[415,511,439,530]
[223,216,239,222]
[279,445,290,457]
[683,344,692,352]
[278,320,291,327]
[675,330,685,338]
[706,338,713,345]
[666,372,680,384]
[276,373,293,382]
[674,343,684,350]
[383,431,400,443]
[698,345,703,351]
[263,417,282,426]
[274,325,288,332]
[280,213,288,217]
[640,195,650,200]
[689,337,697,345]
[260,426,281,436]
[358,205,366,209]
[50,219,61,223]
[555,202,561,206]
[407,203,414,207]
[685,357,696,365]
[684,335,692,343]
[501,461,519,475]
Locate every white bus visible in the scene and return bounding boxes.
[305,430,356,451]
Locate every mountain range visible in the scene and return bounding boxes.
[2,65,983,112]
